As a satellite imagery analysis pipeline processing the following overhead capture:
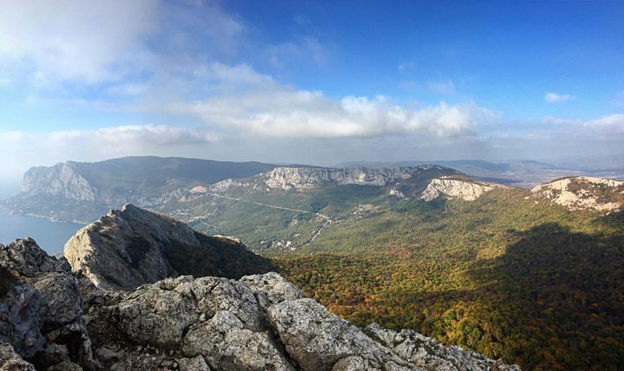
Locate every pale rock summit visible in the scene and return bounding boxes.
[64,204,200,291]
[530,176,624,211]
[421,178,510,202]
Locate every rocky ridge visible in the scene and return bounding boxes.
[63,204,271,291]
[420,178,511,202]
[210,165,456,193]
[530,176,624,211]
[1,206,521,371]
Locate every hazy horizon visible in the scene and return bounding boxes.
[1,1,623,182]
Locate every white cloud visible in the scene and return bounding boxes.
[584,114,624,134]
[427,81,456,95]
[169,88,497,139]
[544,92,575,103]
[0,0,245,87]
[542,114,624,134]
[0,0,160,84]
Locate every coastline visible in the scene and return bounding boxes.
[0,207,88,225]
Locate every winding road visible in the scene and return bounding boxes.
[204,192,331,245]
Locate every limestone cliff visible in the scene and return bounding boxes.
[21,162,97,202]
[421,178,511,202]
[530,176,624,211]
[1,234,521,371]
[211,165,458,193]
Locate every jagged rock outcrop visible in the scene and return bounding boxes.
[365,323,519,371]
[0,239,94,371]
[64,204,198,291]
[530,176,624,211]
[268,298,414,370]
[84,271,519,371]
[210,165,456,193]
[421,178,510,202]
[64,204,272,291]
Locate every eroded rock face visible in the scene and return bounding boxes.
[210,165,452,193]
[63,204,197,291]
[0,267,45,359]
[79,269,520,371]
[240,271,305,306]
[530,176,624,211]
[21,163,97,202]
[63,204,272,291]
[268,298,413,371]
[0,239,94,370]
[365,323,521,371]
[421,178,509,202]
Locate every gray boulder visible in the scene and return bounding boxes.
[240,271,304,307]
[182,311,295,371]
[0,240,95,370]
[0,269,45,359]
[267,298,416,371]
[365,323,522,371]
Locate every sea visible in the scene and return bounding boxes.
[0,208,85,255]
[0,182,84,255]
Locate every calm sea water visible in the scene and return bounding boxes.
[0,208,84,255]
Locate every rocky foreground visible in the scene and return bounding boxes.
[1,207,521,371]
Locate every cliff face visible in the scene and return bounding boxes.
[21,163,97,202]
[1,230,521,371]
[421,178,511,202]
[64,204,272,291]
[531,176,624,211]
[211,165,456,192]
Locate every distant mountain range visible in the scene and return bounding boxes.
[337,158,624,187]
[3,155,623,223]
[4,157,279,222]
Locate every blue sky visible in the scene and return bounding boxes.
[0,0,623,181]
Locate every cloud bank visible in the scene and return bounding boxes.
[172,93,495,139]
[0,0,159,84]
